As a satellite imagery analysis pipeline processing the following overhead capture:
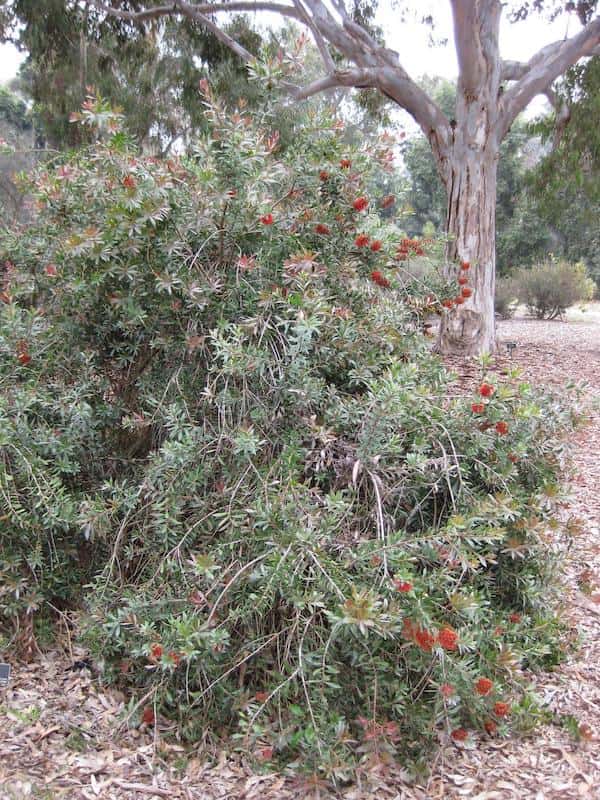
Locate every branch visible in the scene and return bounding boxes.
[499,16,600,134]
[292,0,335,72]
[450,0,482,92]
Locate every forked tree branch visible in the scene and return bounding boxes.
[499,16,600,135]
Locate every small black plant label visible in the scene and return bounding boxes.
[0,663,11,687]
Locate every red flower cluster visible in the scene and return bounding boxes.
[150,643,163,660]
[440,683,455,698]
[142,707,155,725]
[454,295,465,305]
[315,223,330,235]
[370,270,390,288]
[438,626,459,651]
[169,651,181,666]
[393,579,412,593]
[493,701,511,717]
[509,612,521,624]
[461,287,473,298]
[381,194,395,209]
[355,234,370,248]
[471,403,485,414]
[370,239,383,252]
[260,213,274,225]
[340,158,351,169]
[461,260,470,270]
[122,174,136,190]
[484,720,497,735]
[255,691,269,703]
[442,299,454,309]
[352,196,369,211]
[508,453,519,464]
[397,237,425,259]
[458,275,468,286]
[45,263,58,277]
[319,170,329,181]
[495,421,509,435]
[475,677,493,696]
[451,728,468,742]
[479,383,495,398]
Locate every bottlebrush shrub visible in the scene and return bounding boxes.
[0,93,581,778]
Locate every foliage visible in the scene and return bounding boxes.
[0,91,581,780]
[2,0,264,151]
[528,56,600,286]
[495,276,518,319]
[514,258,595,319]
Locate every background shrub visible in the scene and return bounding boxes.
[495,275,518,319]
[514,258,595,319]
[0,92,581,778]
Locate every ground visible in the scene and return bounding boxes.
[1,311,599,800]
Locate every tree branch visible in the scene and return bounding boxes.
[450,0,483,93]
[499,17,600,134]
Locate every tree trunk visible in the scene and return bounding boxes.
[437,147,499,355]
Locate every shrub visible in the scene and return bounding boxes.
[514,258,594,319]
[0,92,581,779]
[495,276,518,319]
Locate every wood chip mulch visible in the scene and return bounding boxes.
[1,315,599,799]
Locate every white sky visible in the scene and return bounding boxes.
[0,1,580,113]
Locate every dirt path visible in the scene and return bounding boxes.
[1,317,599,800]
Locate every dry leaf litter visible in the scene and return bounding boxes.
[1,315,598,800]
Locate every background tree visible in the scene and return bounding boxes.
[0,86,35,222]
[1,0,264,151]
[93,0,600,354]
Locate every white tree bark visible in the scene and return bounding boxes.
[94,0,600,355]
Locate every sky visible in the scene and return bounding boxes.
[0,1,580,112]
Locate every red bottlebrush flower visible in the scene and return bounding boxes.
[461,261,470,270]
[494,625,505,637]
[479,383,495,398]
[442,299,454,309]
[415,246,425,256]
[141,707,155,725]
[393,580,413,593]
[150,643,163,660]
[493,701,510,717]
[257,746,274,762]
[484,720,497,735]
[461,287,473,298]
[440,683,455,698]
[45,263,58,277]
[260,213,274,225]
[370,270,390,288]
[370,239,383,252]
[315,223,331,235]
[451,728,468,742]
[454,295,465,305]
[355,234,370,247]
[381,194,395,209]
[495,421,509,435]
[414,627,436,652]
[168,651,181,666]
[475,677,493,696]
[509,612,521,624]
[438,626,459,651]
[352,196,369,211]
[227,189,237,197]
[17,352,31,365]
[458,275,468,286]
[255,691,269,703]
[319,170,329,181]
[122,174,136,190]
[238,255,256,271]
[471,403,485,414]
[508,453,519,464]
[340,158,351,169]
